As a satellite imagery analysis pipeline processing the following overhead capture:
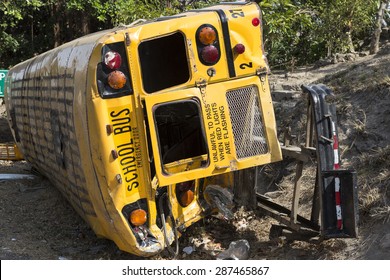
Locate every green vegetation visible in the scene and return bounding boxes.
[0,0,388,69]
[259,0,382,67]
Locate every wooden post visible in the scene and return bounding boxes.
[290,161,304,224]
[233,167,257,209]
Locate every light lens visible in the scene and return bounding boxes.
[179,190,194,207]
[234,44,245,54]
[107,70,127,89]
[198,27,217,45]
[104,51,122,70]
[252,18,260,27]
[130,209,147,226]
[201,45,219,64]
[176,180,195,207]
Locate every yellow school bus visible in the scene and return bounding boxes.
[4,1,282,256]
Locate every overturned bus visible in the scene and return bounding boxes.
[4,1,283,256]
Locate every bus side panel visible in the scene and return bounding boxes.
[6,31,165,256]
[5,38,108,234]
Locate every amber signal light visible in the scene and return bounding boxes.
[130,209,147,226]
[176,180,195,207]
[108,70,127,89]
[199,26,217,45]
[179,190,195,207]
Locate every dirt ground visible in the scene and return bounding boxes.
[1,45,389,260]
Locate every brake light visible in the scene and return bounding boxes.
[201,45,219,64]
[104,51,122,70]
[196,24,220,66]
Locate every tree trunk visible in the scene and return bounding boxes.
[346,31,355,53]
[370,1,387,54]
[81,16,89,36]
[31,14,34,54]
[51,2,62,48]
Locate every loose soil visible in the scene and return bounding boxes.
[1,45,389,260]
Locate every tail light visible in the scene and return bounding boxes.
[96,42,133,99]
[196,25,221,65]
[107,70,127,89]
[122,200,149,228]
[199,26,217,45]
[104,51,122,70]
[201,45,219,64]
[122,200,158,246]
[130,209,148,226]
[176,180,195,207]
[179,190,194,207]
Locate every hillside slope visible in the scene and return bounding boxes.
[267,44,390,259]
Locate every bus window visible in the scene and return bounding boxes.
[139,32,190,93]
[153,99,208,174]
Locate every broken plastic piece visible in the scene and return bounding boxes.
[216,239,250,260]
[183,246,195,255]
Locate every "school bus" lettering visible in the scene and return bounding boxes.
[110,108,139,192]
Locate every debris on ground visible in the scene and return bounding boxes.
[216,239,250,260]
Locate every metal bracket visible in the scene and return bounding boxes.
[195,79,207,95]
[256,67,268,83]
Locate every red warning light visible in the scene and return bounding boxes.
[252,18,260,27]
[234,44,246,55]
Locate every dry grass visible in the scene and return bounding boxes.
[354,147,390,225]
[370,206,390,224]
[357,147,390,169]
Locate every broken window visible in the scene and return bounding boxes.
[153,99,208,174]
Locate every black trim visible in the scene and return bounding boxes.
[214,10,236,78]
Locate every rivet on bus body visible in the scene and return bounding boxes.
[106,124,113,135]
[115,174,122,184]
[111,149,119,159]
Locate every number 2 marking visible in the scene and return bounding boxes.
[229,9,245,18]
[240,62,253,69]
